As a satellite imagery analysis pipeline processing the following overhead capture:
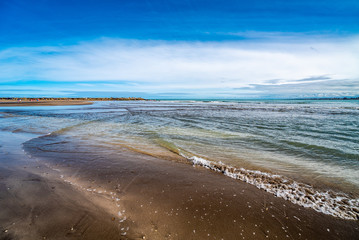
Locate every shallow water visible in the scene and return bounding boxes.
[0,100,358,219]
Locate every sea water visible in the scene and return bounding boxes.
[0,100,358,219]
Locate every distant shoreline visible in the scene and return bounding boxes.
[0,97,145,107]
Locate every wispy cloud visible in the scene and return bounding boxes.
[233,79,359,98]
[292,75,331,82]
[0,35,358,98]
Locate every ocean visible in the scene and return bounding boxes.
[0,100,358,220]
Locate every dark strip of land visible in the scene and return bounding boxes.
[0,97,145,107]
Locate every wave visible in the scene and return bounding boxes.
[180,152,359,221]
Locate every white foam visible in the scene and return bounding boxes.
[182,153,359,220]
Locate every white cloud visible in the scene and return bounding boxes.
[0,36,358,95]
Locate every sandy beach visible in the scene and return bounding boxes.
[0,130,357,240]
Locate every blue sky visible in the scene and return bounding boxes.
[1,0,358,98]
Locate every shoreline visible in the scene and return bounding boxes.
[0,100,358,239]
[8,132,356,239]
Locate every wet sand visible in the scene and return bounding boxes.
[0,100,93,107]
[0,133,125,240]
[0,132,358,239]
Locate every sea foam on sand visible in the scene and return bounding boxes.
[181,153,359,220]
